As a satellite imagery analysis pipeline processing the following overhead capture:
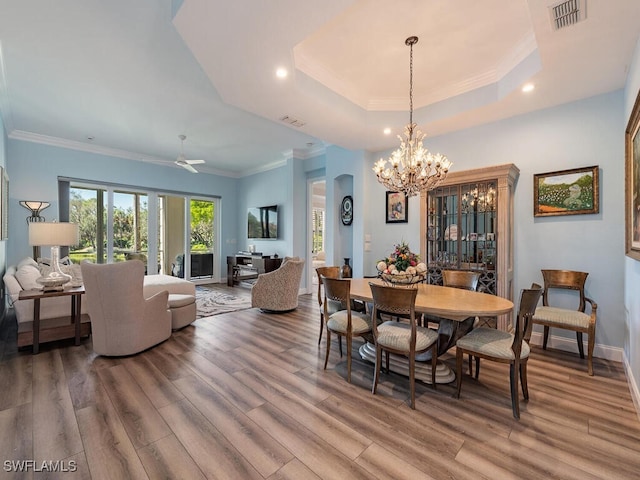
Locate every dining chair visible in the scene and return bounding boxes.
[369,283,439,409]
[322,276,372,383]
[454,284,542,419]
[425,270,481,374]
[532,269,598,375]
[316,266,341,346]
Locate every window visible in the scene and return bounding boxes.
[65,179,220,282]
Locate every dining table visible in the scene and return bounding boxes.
[349,277,514,384]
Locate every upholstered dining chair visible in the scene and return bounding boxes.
[424,270,482,373]
[316,266,341,346]
[455,284,542,419]
[369,283,439,409]
[425,270,480,327]
[81,260,172,356]
[322,276,371,383]
[532,269,598,375]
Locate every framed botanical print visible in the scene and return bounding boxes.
[626,88,640,260]
[386,191,408,223]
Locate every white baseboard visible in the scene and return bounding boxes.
[529,332,623,362]
[623,353,640,422]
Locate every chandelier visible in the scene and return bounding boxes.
[373,36,452,197]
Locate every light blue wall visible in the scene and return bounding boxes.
[237,164,290,259]
[0,111,7,314]
[6,139,239,278]
[325,146,368,277]
[624,36,640,409]
[365,91,625,354]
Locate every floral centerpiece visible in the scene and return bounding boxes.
[376,242,427,284]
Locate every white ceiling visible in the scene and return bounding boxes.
[0,0,639,177]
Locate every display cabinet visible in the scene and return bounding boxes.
[420,164,519,330]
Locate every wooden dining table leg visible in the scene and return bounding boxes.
[435,317,475,357]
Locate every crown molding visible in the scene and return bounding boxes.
[240,159,287,177]
[9,130,167,162]
[8,130,242,178]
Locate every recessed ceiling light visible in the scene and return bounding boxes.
[276,68,288,79]
[522,83,535,93]
[383,128,391,135]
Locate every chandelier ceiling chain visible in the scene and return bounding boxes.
[373,36,452,197]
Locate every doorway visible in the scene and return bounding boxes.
[308,179,326,291]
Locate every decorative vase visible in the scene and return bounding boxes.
[340,258,352,278]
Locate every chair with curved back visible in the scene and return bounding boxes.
[322,276,371,383]
[315,265,341,345]
[369,283,439,409]
[81,260,172,356]
[455,284,542,419]
[425,270,481,373]
[532,269,598,375]
[443,270,480,291]
[251,257,305,312]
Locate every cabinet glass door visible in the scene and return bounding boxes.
[426,180,497,294]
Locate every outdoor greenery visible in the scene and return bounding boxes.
[190,200,214,251]
[69,189,214,262]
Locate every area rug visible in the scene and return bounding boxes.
[195,285,253,318]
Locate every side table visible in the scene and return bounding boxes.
[18,286,86,354]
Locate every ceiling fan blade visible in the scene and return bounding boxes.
[184,159,205,165]
[175,160,199,173]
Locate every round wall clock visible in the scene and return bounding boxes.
[341,195,353,225]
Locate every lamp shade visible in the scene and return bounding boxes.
[20,200,51,212]
[29,222,79,247]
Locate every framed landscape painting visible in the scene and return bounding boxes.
[533,166,599,217]
[626,88,640,260]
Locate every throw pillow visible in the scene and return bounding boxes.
[14,264,42,291]
[17,257,38,270]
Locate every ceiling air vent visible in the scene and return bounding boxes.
[279,115,306,128]
[549,0,586,31]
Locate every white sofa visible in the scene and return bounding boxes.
[3,258,196,327]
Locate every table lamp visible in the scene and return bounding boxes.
[28,222,79,291]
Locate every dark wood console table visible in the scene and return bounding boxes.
[227,254,282,286]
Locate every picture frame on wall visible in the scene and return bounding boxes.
[533,165,599,217]
[626,88,640,261]
[385,191,408,223]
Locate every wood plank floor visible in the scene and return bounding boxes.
[1,293,639,479]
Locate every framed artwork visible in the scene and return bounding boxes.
[533,165,599,217]
[340,195,353,226]
[386,191,408,223]
[0,168,7,240]
[626,88,640,260]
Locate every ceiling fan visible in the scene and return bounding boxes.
[175,134,205,173]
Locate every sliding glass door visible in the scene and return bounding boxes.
[68,183,220,283]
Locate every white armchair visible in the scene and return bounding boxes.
[251,257,305,312]
[81,260,171,356]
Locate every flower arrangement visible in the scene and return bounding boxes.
[376,242,427,283]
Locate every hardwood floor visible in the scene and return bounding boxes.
[1,293,639,479]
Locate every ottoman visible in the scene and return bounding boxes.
[168,294,197,330]
[143,274,196,297]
